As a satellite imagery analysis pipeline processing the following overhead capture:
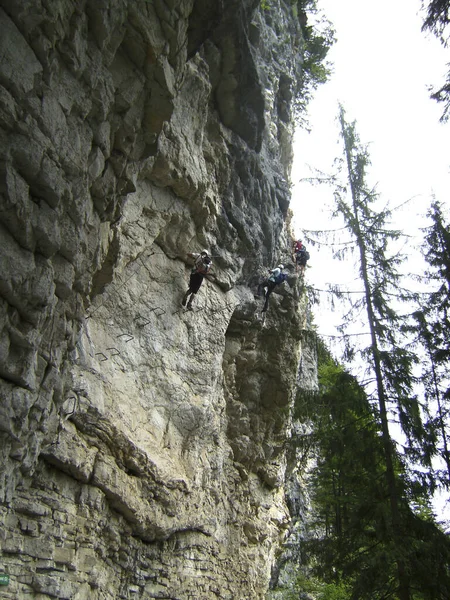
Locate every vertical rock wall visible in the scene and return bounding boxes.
[0,0,309,598]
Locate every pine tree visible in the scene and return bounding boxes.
[297,339,450,600]
[305,346,396,597]
[293,107,450,599]
[422,0,450,42]
[411,200,450,487]
[326,106,425,600]
[421,0,450,120]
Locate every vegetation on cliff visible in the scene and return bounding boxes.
[293,0,335,124]
[273,106,450,598]
[262,0,335,124]
[422,0,450,120]
[285,340,450,600]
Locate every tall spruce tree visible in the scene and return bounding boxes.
[304,343,398,598]
[291,108,450,600]
[411,200,450,487]
[294,339,450,600]
[323,106,426,600]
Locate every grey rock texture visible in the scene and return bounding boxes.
[269,331,319,597]
[0,0,313,598]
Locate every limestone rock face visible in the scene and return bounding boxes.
[0,1,308,598]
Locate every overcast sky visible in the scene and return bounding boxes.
[292,0,450,210]
[290,0,450,519]
[292,0,450,316]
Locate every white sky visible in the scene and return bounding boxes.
[292,0,450,329]
[292,0,450,205]
[291,0,450,521]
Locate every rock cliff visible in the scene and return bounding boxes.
[0,1,313,598]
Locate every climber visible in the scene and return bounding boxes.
[182,250,212,310]
[293,239,303,256]
[293,243,309,275]
[257,264,287,313]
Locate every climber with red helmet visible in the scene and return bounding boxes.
[293,239,303,255]
[182,250,212,310]
[292,240,310,274]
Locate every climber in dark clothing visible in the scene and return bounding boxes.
[182,250,212,310]
[257,264,286,312]
[294,245,309,274]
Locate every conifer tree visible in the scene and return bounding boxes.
[422,0,450,42]
[296,339,450,600]
[294,107,450,600]
[326,106,423,600]
[411,200,450,487]
[421,0,450,120]
[290,107,450,600]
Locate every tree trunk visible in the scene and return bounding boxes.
[340,109,411,600]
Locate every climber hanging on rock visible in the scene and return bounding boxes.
[182,250,212,310]
[292,239,304,256]
[293,240,310,275]
[257,264,287,313]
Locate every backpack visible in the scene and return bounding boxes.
[274,272,288,284]
[304,250,310,261]
[195,259,211,275]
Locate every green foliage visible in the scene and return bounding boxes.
[258,0,335,125]
[272,570,351,599]
[291,340,450,599]
[423,199,450,289]
[294,2,336,126]
[429,76,450,122]
[305,347,397,597]
[421,0,450,120]
[409,200,450,488]
[422,0,450,44]
[330,106,425,462]
[331,108,433,600]
[319,582,351,600]
[290,114,450,598]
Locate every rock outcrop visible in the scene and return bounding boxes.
[0,1,311,598]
